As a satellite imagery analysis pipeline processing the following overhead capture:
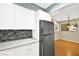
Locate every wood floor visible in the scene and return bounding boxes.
[55,39,79,56]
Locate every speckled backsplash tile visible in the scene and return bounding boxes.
[0,30,32,42]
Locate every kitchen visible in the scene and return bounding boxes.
[0,3,79,56]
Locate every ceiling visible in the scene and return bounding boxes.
[15,3,54,11]
[51,3,79,21]
[14,3,45,11]
[15,3,79,22]
[34,3,53,9]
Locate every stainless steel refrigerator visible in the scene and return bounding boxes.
[39,20,54,56]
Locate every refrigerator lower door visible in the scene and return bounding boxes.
[42,35,54,56]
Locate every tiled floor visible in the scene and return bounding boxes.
[55,39,79,56]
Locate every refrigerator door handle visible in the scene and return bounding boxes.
[40,38,43,43]
[40,20,44,35]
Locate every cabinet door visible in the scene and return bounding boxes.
[0,4,14,29]
[32,42,39,56]
[14,44,33,56]
[14,5,35,29]
[0,48,14,56]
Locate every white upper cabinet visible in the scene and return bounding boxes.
[0,4,35,29]
[0,4,14,29]
[14,4,35,29]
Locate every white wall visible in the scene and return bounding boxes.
[33,10,51,40]
[37,10,51,21]
[52,21,61,40]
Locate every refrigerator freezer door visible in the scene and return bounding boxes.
[40,20,54,35]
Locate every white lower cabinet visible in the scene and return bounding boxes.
[32,42,39,56]
[14,44,33,56]
[0,48,14,56]
[0,42,39,56]
[14,42,39,56]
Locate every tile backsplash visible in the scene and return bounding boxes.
[0,30,32,42]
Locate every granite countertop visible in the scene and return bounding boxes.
[0,30,32,42]
[0,38,39,51]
